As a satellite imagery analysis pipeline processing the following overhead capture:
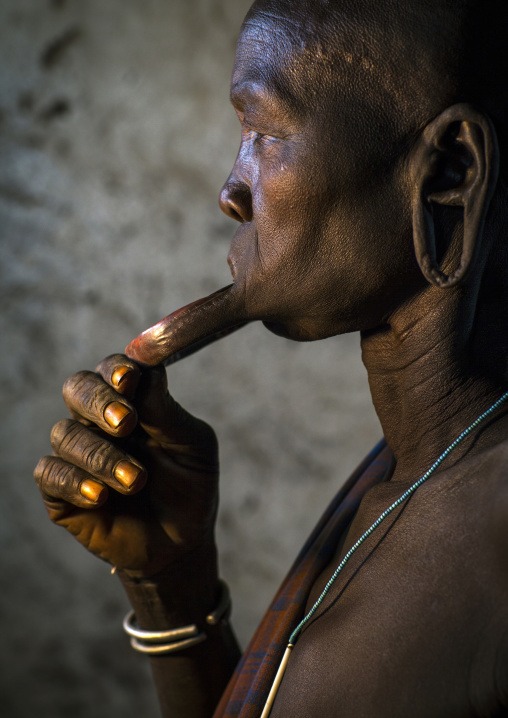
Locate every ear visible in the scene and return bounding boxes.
[409,103,499,288]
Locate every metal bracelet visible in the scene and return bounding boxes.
[206,579,231,626]
[124,579,231,655]
[129,633,207,655]
[123,613,199,643]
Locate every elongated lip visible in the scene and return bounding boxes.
[125,283,248,366]
[125,223,257,367]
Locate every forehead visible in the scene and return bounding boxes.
[231,5,334,116]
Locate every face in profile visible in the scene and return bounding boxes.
[220,2,424,343]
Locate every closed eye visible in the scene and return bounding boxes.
[253,131,274,144]
[242,122,279,145]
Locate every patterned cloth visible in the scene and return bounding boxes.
[214,439,394,717]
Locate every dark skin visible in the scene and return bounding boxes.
[35,0,508,715]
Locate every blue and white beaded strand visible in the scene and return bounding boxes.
[260,390,508,718]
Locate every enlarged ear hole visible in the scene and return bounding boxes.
[411,104,500,289]
[414,201,485,289]
[428,260,469,289]
[413,200,466,288]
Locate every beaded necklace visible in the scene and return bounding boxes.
[260,390,508,718]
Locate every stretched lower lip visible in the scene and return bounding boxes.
[125,284,249,366]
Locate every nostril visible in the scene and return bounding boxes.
[229,207,244,223]
[219,180,252,223]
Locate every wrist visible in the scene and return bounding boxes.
[117,544,220,630]
[123,579,231,655]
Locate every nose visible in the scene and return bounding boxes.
[219,178,253,223]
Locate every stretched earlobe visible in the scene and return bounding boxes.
[410,104,499,288]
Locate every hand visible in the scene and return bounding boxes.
[34,354,219,578]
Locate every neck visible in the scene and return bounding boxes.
[360,276,508,482]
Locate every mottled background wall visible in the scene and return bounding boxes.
[0,1,381,716]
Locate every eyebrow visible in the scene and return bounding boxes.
[230,80,270,110]
[229,77,295,123]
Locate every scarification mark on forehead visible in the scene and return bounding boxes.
[240,14,386,118]
[240,19,300,55]
[240,0,474,147]
[243,6,379,77]
[241,5,335,58]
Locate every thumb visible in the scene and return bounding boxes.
[135,366,218,464]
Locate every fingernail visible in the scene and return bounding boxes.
[80,479,106,502]
[104,402,131,429]
[112,366,133,388]
[114,461,144,489]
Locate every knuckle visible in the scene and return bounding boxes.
[81,437,111,475]
[50,421,114,476]
[52,420,85,457]
[33,456,51,485]
[63,371,101,413]
[50,418,75,451]
[54,462,70,493]
[43,458,59,484]
[62,370,92,398]
[90,387,112,414]
[63,370,116,418]
[34,456,75,496]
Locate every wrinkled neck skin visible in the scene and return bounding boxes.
[361,226,508,483]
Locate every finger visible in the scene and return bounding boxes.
[135,366,219,467]
[125,284,247,367]
[34,455,109,508]
[62,370,137,437]
[95,354,141,399]
[68,409,94,427]
[50,418,147,494]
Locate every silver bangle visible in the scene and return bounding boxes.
[123,613,199,642]
[124,579,231,655]
[129,633,207,655]
[206,579,231,626]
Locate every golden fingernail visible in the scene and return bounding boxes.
[104,402,131,429]
[114,461,143,489]
[80,479,106,502]
[112,366,133,388]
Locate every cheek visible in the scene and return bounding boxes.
[255,170,416,334]
[242,130,418,335]
[315,182,418,329]
[252,149,334,275]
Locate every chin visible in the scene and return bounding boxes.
[262,313,362,342]
[262,319,322,342]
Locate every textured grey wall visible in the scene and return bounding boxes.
[0,1,381,716]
